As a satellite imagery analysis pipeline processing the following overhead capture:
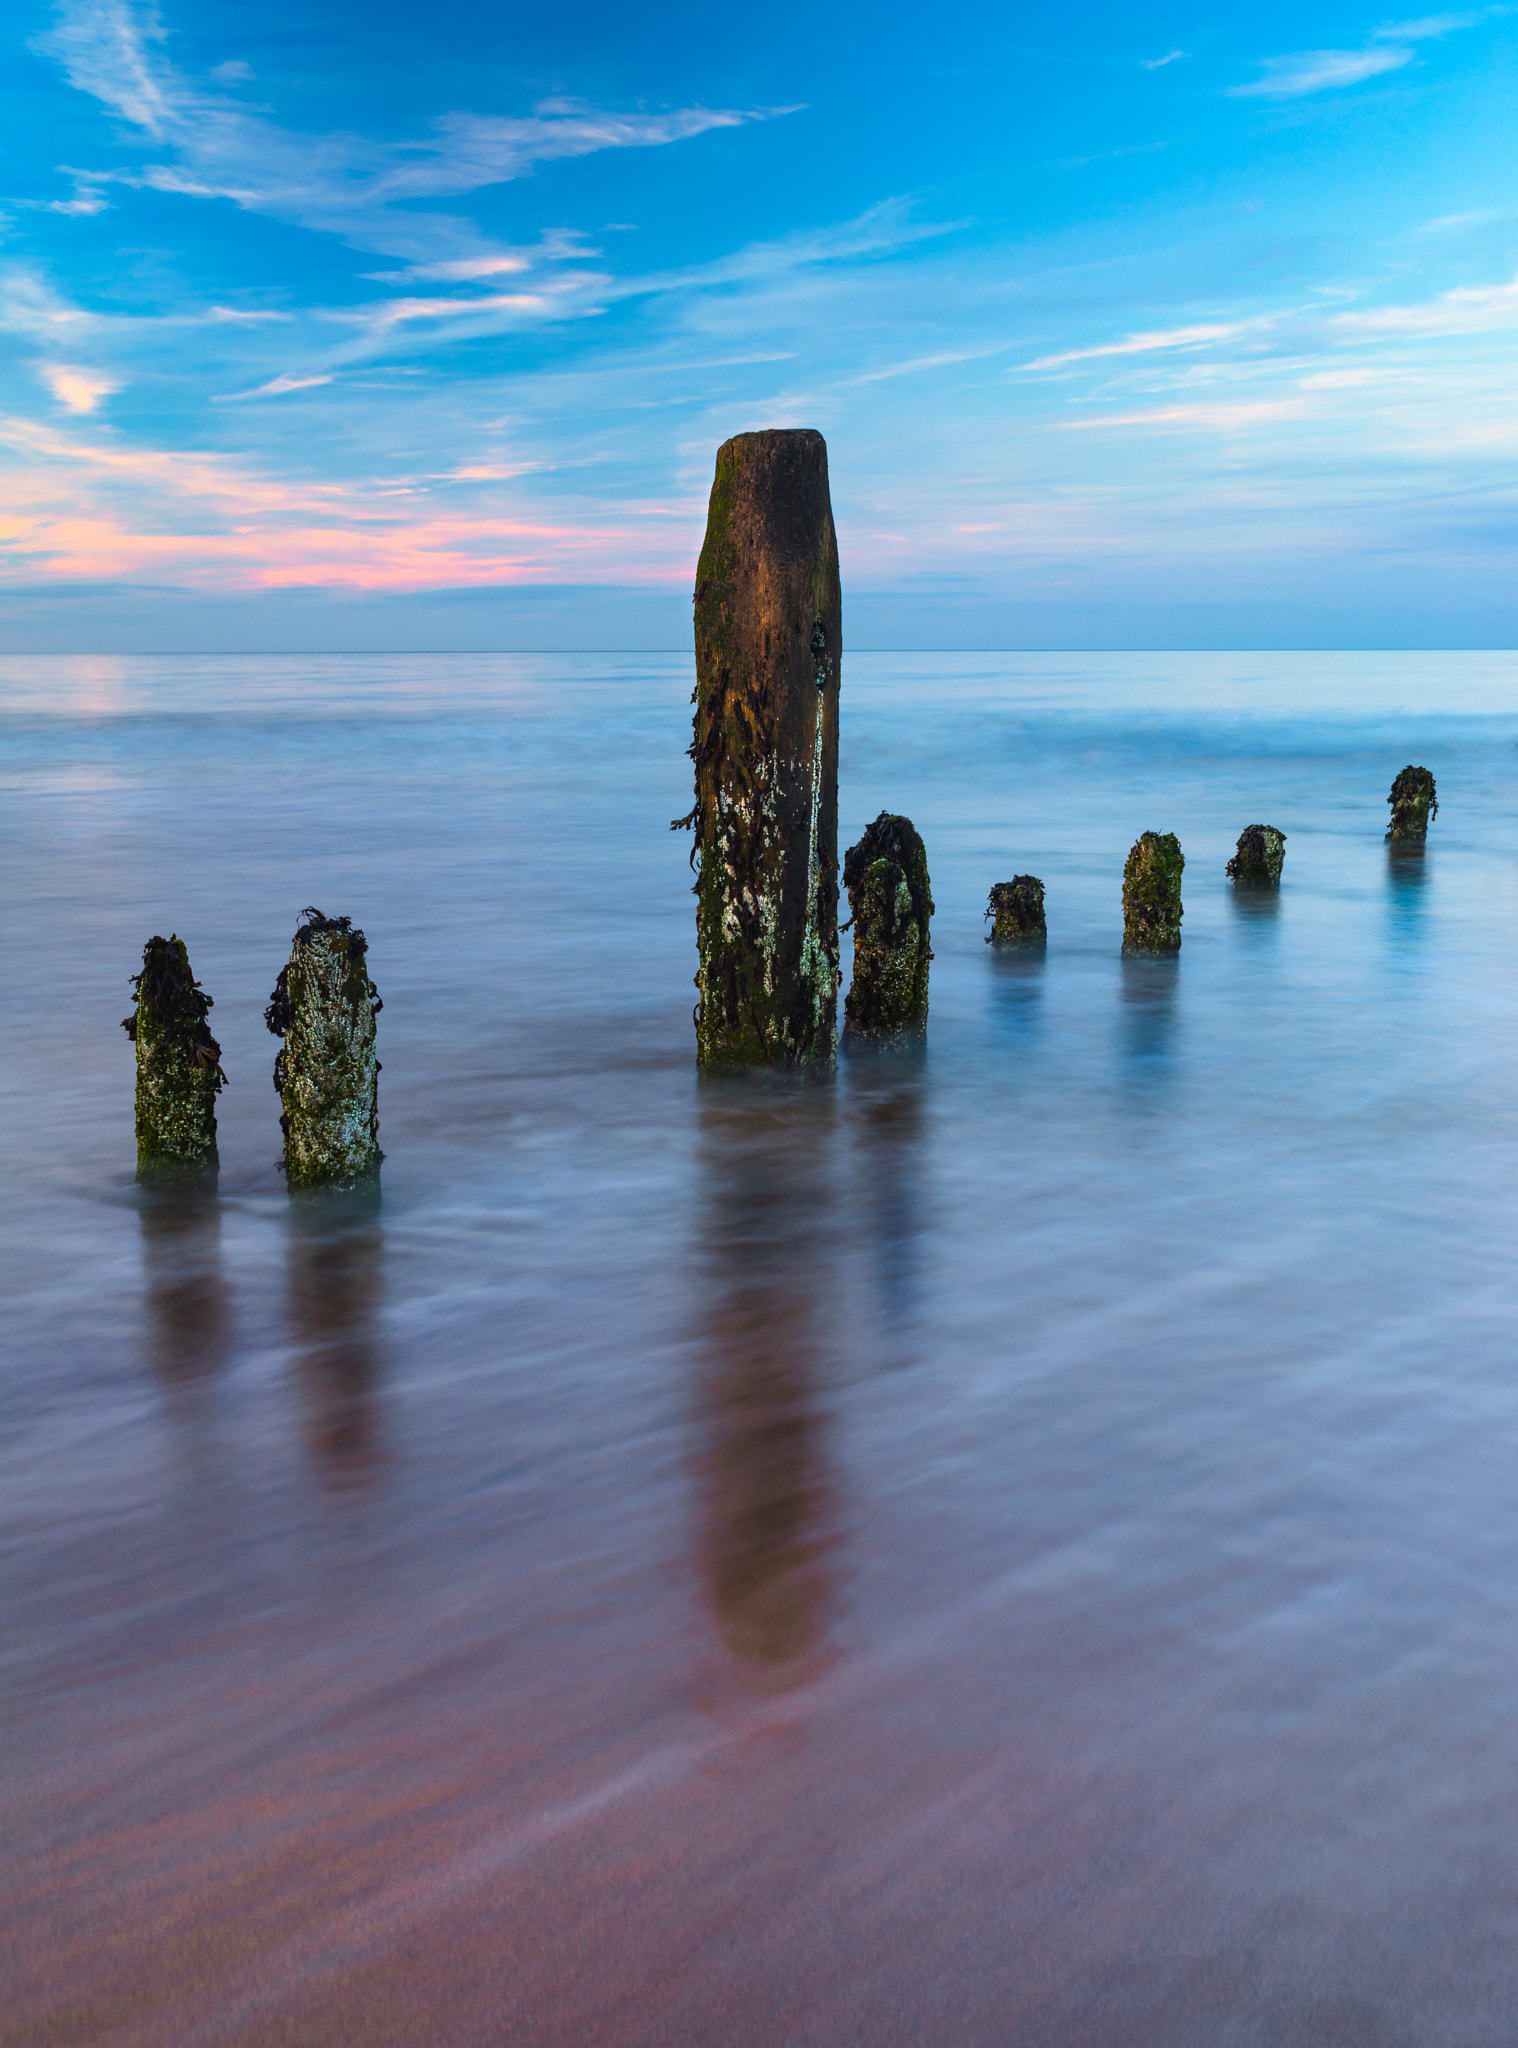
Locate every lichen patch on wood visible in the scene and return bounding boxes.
[122,934,224,1172]
[682,428,841,1069]
[1226,825,1286,884]
[265,908,382,1189]
[842,812,933,1044]
[1387,766,1437,841]
[985,875,1046,944]
[1122,832,1184,953]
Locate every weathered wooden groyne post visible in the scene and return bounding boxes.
[685,428,841,1069]
[985,875,1046,944]
[1226,825,1286,884]
[841,812,933,1045]
[1122,832,1184,952]
[265,909,382,1188]
[1387,766,1437,842]
[122,934,225,1174]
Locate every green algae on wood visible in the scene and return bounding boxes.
[265,908,382,1189]
[681,428,841,1069]
[1387,766,1437,842]
[1226,825,1286,885]
[1122,832,1184,953]
[842,812,933,1045]
[121,934,224,1173]
[985,875,1046,944]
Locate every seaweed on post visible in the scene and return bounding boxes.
[841,812,933,1046]
[122,934,224,1174]
[266,908,382,1189]
[1226,825,1286,885]
[1122,832,1184,953]
[985,876,1046,944]
[1387,767,1437,842]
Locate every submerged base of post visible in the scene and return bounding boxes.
[985,876,1046,944]
[1226,825,1286,884]
[842,813,933,1046]
[266,909,382,1190]
[1122,832,1184,953]
[1387,766,1437,842]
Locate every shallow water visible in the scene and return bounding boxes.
[5,649,1518,2045]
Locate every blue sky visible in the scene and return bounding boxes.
[2,0,1517,648]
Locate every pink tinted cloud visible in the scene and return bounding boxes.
[0,499,696,589]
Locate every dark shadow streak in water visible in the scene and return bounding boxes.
[137,1168,230,1411]
[845,1044,927,1344]
[285,1184,385,1489]
[692,1079,841,1692]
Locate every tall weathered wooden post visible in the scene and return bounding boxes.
[684,429,841,1069]
[265,909,382,1188]
[122,934,225,1174]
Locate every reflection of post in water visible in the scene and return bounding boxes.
[1387,839,1428,941]
[1120,953,1179,1068]
[695,1086,839,1688]
[987,942,1047,1046]
[847,1052,926,1335]
[1227,883,1282,932]
[138,1168,229,1396]
[286,1188,384,1487]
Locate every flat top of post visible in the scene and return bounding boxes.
[717,427,827,460]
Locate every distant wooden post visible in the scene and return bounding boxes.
[685,429,841,1069]
[985,876,1046,944]
[266,909,381,1188]
[842,813,933,1045]
[1122,832,1184,953]
[122,934,224,1174]
[1226,825,1286,884]
[1387,767,1437,842]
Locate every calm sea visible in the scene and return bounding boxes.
[5,649,1518,2045]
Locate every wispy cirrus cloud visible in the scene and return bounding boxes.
[1024,323,1250,370]
[1230,46,1415,97]
[1229,8,1498,97]
[1333,269,1518,334]
[1140,50,1187,69]
[1058,399,1309,432]
[222,372,333,401]
[35,0,789,265]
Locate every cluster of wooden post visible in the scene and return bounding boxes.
[125,907,381,1186]
[681,430,1440,1055]
[126,440,1448,1124]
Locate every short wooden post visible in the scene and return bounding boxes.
[1387,767,1437,842]
[1226,825,1286,884]
[842,812,933,1044]
[265,909,381,1188]
[122,934,224,1173]
[1122,832,1184,953]
[985,875,1046,944]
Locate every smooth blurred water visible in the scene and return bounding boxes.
[5,650,1518,2046]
